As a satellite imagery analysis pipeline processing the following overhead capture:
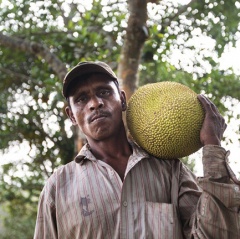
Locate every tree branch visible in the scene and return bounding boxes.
[162,0,197,28]
[0,33,67,81]
[0,67,30,82]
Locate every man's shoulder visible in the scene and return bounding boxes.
[130,142,185,177]
[39,160,87,203]
[44,160,80,188]
[132,142,182,164]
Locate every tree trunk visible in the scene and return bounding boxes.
[117,0,149,101]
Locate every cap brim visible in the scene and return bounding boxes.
[63,62,117,98]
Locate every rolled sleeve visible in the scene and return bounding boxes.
[202,145,230,181]
[191,145,240,238]
[198,145,240,208]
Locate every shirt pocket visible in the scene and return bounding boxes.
[145,202,183,239]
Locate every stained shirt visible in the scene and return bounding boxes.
[34,143,240,239]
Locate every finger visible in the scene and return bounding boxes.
[197,94,212,114]
[222,120,227,132]
[197,94,219,115]
[198,94,227,130]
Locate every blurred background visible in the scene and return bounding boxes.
[0,0,240,238]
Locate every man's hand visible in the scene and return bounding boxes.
[197,94,227,146]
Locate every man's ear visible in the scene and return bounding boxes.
[120,90,127,111]
[65,106,77,125]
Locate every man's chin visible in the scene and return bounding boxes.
[88,128,112,141]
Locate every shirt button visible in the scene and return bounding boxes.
[123,201,128,207]
[234,186,239,192]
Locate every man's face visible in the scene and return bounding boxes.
[65,74,126,141]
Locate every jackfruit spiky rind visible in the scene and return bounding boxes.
[126,81,205,159]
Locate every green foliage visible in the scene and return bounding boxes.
[181,156,195,172]
[0,0,240,237]
[0,201,37,239]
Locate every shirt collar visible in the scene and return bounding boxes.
[74,141,150,164]
[74,144,96,164]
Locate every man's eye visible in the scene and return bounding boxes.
[76,95,87,102]
[99,89,110,96]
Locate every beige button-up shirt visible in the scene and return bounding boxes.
[34,143,240,239]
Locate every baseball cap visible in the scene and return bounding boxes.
[62,61,118,98]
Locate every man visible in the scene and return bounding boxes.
[34,61,240,239]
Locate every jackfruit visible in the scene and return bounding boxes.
[126,81,205,159]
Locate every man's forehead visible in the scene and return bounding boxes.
[68,74,117,96]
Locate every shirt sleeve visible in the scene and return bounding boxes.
[179,145,240,239]
[33,176,58,239]
[199,145,240,208]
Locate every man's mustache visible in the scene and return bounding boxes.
[87,110,111,123]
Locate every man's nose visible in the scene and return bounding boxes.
[89,96,104,111]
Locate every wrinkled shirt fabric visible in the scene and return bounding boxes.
[34,143,240,239]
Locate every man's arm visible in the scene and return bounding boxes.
[192,145,240,238]
[179,95,240,238]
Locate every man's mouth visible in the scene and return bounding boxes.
[88,111,110,123]
[91,114,107,122]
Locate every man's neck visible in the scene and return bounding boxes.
[88,132,132,161]
[87,129,132,181]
